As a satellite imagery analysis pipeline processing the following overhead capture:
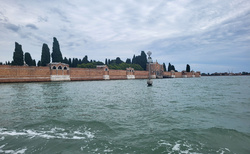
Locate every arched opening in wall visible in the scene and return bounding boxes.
[105,68,108,71]
[58,66,62,69]
[64,67,67,70]
[52,66,57,69]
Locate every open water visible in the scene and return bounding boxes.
[0,76,250,154]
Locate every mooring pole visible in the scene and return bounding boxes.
[147,51,153,86]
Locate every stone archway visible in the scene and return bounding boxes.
[49,63,70,81]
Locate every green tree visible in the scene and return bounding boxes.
[186,64,190,72]
[168,63,177,72]
[62,57,69,64]
[12,42,24,66]
[168,63,171,72]
[115,57,123,64]
[171,65,176,72]
[5,61,11,65]
[24,52,33,66]
[72,58,77,67]
[163,63,167,72]
[68,58,72,67]
[37,60,41,66]
[51,37,63,62]
[126,58,131,64]
[77,61,104,68]
[108,62,143,70]
[139,51,147,70]
[131,51,147,70]
[105,58,108,65]
[132,55,136,64]
[32,59,36,66]
[41,43,50,66]
[109,59,117,64]
[82,55,89,64]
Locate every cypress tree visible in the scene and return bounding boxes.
[32,59,36,66]
[37,60,41,66]
[5,61,11,65]
[132,55,136,64]
[51,37,63,62]
[63,57,69,64]
[41,43,50,66]
[75,58,79,66]
[168,63,171,72]
[163,63,167,72]
[186,64,190,72]
[171,65,176,72]
[140,51,147,70]
[105,58,107,65]
[72,58,76,67]
[72,58,79,67]
[12,42,24,66]
[130,52,147,70]
[24,52,33,66]
[68,58,72,67]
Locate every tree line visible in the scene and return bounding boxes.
[1,37,191,72]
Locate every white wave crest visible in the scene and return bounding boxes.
[0,127,95,140]
[153,140,203,154]
[0,144,27,154]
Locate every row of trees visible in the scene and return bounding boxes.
[11,42,37,66]
[167,63,191,72]
[5,37,62,66]
[1,37,191,72]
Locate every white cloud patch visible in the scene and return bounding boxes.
[0,0,249,73]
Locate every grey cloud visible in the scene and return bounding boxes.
[0,12,8,22]
[26,24,38,30]
[5,23,20,32]
[50,7,70,23]
[38,16,48,22]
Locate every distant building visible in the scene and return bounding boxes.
[147,61,164,78]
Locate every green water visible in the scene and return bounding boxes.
[0,76,250,153]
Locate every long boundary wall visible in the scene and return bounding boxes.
[0,65,51,83]
[0,65,200,83]
[70,68,104,81]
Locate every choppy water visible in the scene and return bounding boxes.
[0,76,250,154]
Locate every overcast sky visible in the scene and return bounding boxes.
[0,0,249,73]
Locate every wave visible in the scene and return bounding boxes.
[0,119,118,140]
[0,144,27,154]
[152,139,233,154]
[151,127,250,154]
[0,127,94,140]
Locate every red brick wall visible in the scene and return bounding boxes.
[109,70,127,80]
[195,72,201,77]
[70,68,103,81]
[0,65,51,83]
[163,72,171,77]
[134,71,148,79]
[0,65,201,83]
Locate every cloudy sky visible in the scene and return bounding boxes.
[0,0,249,73]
